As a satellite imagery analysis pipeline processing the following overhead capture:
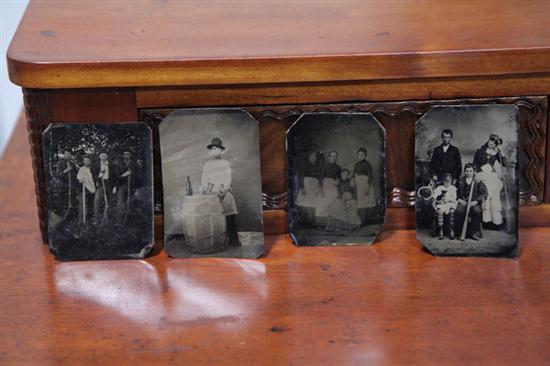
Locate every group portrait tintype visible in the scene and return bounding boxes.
[159,108,264,258]
[42,123,154,260]
[415,105,519,257]
[286,112,386,246]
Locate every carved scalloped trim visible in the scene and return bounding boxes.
[141,96,547,209]
[23,89,52,243]
[254,97,546,207]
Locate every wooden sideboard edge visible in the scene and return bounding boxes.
[8,49,550,89]
[135,74,550,108]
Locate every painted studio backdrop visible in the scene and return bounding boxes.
[160,109,264,258]
[415,105,519,257]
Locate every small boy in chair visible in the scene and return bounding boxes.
[432,173,458,240]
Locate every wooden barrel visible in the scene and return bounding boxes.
[182,195,228,254]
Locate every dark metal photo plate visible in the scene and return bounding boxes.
[159,108,265,258]
[286,112,386,246]
[415,105,519,257]
[42,123,154,260]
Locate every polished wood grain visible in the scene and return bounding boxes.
[7,0,550,88]
[136,74,550,108]
[2,116,550,366]
[547,106,550,203]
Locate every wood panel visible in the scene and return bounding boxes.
[8,1,550,88]
[23,89,52,244]
[136,74,550,108]
[547,106,550,203]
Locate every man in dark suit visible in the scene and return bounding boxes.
[455,163,488,240]
[430,129,463,182]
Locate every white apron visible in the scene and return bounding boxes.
[315,178,338,218]
[218,189,238,216]
[296,177,320,208]
[355,175,376,208]
[201,158,238,216]
[478,168,503,225]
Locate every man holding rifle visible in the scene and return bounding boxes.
[455,163,488,241]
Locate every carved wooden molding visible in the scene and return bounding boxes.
[251,96,547,207]
[141,96,546,211]
[140,111,165,213]
[514,99,547,205]
[262,192,287,210]
[23,88,52,244]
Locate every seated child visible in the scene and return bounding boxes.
[325,169,362,232]
[432,173,458,239]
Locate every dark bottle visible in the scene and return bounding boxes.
[186,176,193,196]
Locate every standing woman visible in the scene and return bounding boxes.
[295,151,321,225]
[201,138,240,246]
[315,151,341,227]
[473,134,505,227]
[353,147,376,224]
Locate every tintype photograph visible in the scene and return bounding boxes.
[159,109,264,258]
[415,105,519,257]
[42,123,154,260]
[286,112,386,246]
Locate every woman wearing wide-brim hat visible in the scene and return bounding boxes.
[201,137,240,246]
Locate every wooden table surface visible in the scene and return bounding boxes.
[8,0,550,88]
[1,117,549,365]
